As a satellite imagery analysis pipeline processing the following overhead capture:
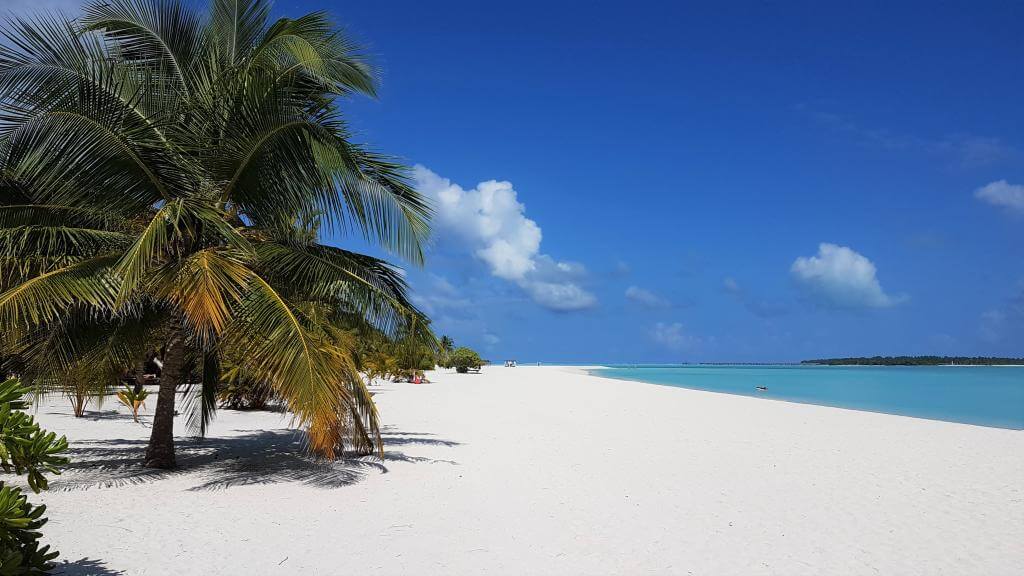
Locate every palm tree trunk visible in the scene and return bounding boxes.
[71,390,87,417]
[144,327,185,469]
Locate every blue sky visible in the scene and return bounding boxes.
[11,1,1024,362]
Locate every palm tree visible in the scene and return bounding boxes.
[440,335,455,354]
[438,334,454,369]
[0,0,432,468]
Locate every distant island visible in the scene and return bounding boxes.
[801,356,1024,366]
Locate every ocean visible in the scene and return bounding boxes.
[592,364,1024,429]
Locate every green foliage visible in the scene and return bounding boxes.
[217,366,276,410]
[353,316,439,383]
[0,0,435,460]
[0,379,67,574]
[115,385,149,422]
[438,335,455,369]
[0,381,68,493]
[450,347,483,374]
[360,349,399,383]
[0,486,57,575]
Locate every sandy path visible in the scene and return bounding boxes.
[31,366,1024,575]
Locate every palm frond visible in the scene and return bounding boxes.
[253,240,422,336]
[224,272,359,456]
[250,11,376,97]
[81,0,206,95]
[0,12,177,148]
[210,0,271,65]
[149,247,251,341]
[181,349,219,436]
[114,199,250,305]
[0,255,119,328]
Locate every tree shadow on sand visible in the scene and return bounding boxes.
[56,428,460,491]
[42,409,143,424]
[53,557,125,575]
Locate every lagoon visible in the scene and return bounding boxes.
[594,364,1024,429]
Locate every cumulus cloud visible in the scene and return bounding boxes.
[414,166,596,311]
[651,322,701,351]
[974,180,1024,214]
[625,285,670,308]
[791,243,903,309]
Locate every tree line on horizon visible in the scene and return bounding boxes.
[801,356,1024,366]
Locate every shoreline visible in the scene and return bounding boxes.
[585,366,1024,432]
[586,364,1024,431]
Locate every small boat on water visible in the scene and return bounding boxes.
[755,386,768,392]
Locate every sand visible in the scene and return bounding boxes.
[28,366,1024,575]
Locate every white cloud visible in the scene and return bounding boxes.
[482,333,501,346]
[523,281,596,311]
[625,285,670,308]
[974,180,1024,214]
[791,243,903,309]
[651,322,701,351]
[414,165,596,311]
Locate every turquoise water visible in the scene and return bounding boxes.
[593,365,1024,429]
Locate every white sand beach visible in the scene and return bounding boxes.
[35,366,1024,575]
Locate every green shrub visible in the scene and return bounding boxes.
[0,486,57,575]
[217,367,276,410]
[0,378,68,574]
[450,347,483,374]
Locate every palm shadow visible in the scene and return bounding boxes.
[53,557,125,575]
[57,428,460,491]
[42,410,141,423]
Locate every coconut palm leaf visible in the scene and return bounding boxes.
[80,0,207,95]
[224,272,352,453]
[249,11,376,96]
[210,0,272,66]
[0,255,119,328]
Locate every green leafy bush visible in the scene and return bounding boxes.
[217,367,276,411]
[0,378,68,574]
[0,487,56,575]
[450,347,483,374]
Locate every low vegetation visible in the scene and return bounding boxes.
[451,347,484,374]
[0,379,68,574]
[116,385,149,423]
